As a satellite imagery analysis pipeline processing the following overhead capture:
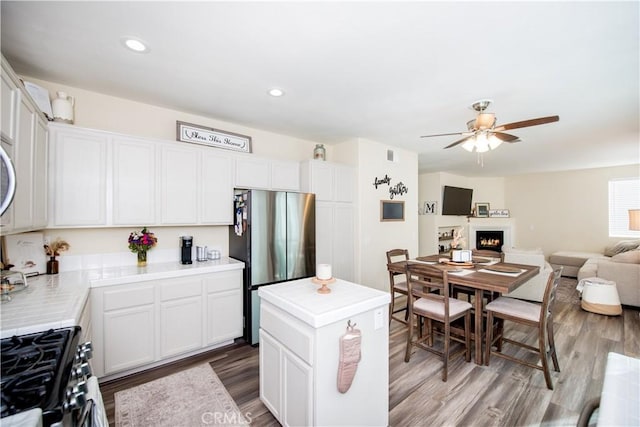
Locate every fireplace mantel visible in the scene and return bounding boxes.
[467,219,515,250]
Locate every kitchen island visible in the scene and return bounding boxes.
[259,277,390,427]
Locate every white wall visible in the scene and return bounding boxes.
[354,139,418,291]
[505,164,640,254]
[418,172,505,255]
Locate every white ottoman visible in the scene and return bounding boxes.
[577,277,622,315]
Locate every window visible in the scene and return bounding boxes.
[609,178,640,237]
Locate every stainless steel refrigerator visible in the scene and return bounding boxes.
[229,190,316,345]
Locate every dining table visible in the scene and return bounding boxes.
[387,254,540,365]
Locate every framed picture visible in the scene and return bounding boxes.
[380,200,405,222]
[489,209,510,218]
[475,202,490,218]
[3,232,47,275]
[176,121,252,153]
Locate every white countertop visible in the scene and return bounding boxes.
[1,258,244,339]
[258,277,390,328]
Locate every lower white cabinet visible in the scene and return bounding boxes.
[159,278,203,358]
[205,272,243,345]
[91,269,243,378]
[260,329,313,427]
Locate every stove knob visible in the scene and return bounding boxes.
[76,342,94,362]
[65,381,88,399]
[63,390,87,411]
[71,362,92,380]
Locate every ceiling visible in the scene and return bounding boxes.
[1,1,638,176]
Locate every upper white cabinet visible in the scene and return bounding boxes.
[234,155,300,191]
[48,124,235,227]
[50,126,108,226]
[112,137,157,225]
[160,143,199,224]
[201,151,233,224]
[1,55,49,234]
[300,160,356,281]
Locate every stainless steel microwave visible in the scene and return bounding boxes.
[0,143,16,216]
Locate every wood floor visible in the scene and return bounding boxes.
[100,278,640,426]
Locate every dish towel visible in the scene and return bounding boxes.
[337,322,361,393]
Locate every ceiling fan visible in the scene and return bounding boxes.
[420,99,559,153]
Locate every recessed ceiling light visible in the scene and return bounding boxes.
[122,37,149,53]
[268,88,284,97]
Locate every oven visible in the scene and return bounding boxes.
[0,327,108,427]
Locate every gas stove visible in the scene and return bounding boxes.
[0,327,98,426]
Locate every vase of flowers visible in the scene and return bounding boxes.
[128,227,157,267]
[44,238,70,275]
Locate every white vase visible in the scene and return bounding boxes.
[51,91,75,124]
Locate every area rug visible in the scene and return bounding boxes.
[115,363,248,426]
[556,276,580,305]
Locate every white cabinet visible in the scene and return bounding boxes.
[100,284,155,375]
[50,126,108,226]
[1,55,48,233]
[201,152,233,224]
[234,155,300,191]
[205,270,243,345]
[159,278,203,358]
[112,137,157,225]
[160,143,199,224]
[91,269,243,379]
[300,160,356,281]
[32,119,48,229]
[48,124,235,227]
[1,59,18,143]
[260,329,313,427]
[235,156,271,189]
[270,160,300,191]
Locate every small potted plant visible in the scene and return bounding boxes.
[44,238,70,274]
[128,227,157,267]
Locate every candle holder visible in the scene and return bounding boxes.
[311,277,336,294]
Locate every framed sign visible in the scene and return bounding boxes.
[177,121,252,153]
[489,209,510,218]
[381,200,405,222]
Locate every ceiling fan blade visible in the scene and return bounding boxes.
[493,115,559,132]
[444,135,473,149]
[492,132,520,143]
[420,132,466,138]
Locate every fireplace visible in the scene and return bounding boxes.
[476,230,504,252]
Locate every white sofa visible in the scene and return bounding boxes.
[501,246,553,302]
[578,249,640,307]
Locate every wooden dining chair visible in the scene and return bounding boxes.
[404,262,472,382]
[484,267,563,389]
[386,249,410,325]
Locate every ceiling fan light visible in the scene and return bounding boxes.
[488,135,502,150]
[475,134,490,152]
[461,139,476,152]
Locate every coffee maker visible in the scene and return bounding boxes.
[180,236,193,264]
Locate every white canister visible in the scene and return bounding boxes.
[317,264,332,280]
[51,91,75,124]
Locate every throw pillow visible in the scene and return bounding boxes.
[603,239,640,257]
[611,249,640,264]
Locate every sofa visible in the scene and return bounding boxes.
[578,248,640,308]
[501,246,554,303]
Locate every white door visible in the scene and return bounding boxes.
[160,144,198,224]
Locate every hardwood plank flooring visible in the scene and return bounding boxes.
[100,278,639,426]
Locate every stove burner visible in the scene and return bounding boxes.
[0,327,81,424]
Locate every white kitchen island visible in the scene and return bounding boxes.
[258,277,390,427]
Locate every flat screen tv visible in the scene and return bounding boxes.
[442,185,473,216]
